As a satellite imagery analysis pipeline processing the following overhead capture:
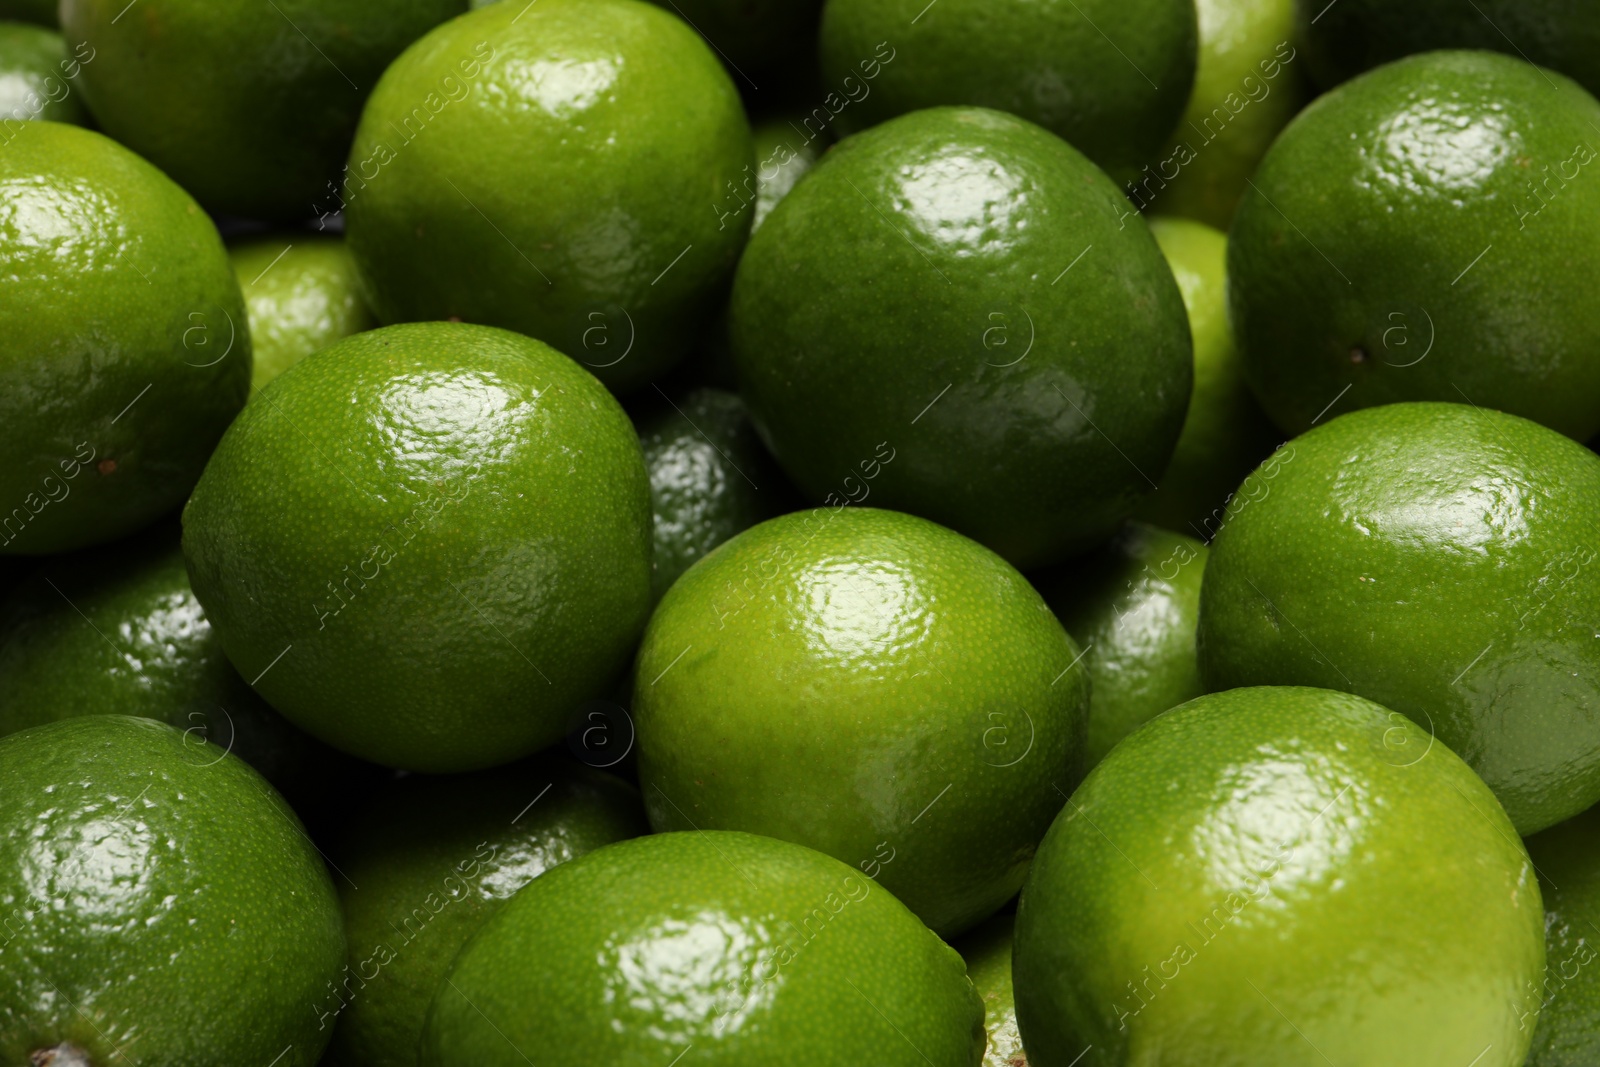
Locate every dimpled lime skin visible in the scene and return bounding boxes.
[1229,50,1600,440]
[730,107,1192,570]
[1298,0,1600,97]
[634,507,1089,937]
[324,754,648,1067]
[749,115,829,232]
[60,0,465,220]
[0,716,345,1067]
[344,0,753,393]
[638,388,787,602]
[0,23,89,125]
[1135,218,1280,536]
[0,122,249,556]
[956,915,1027,1067]
[1014,686,1545,1067]
[1524,805,1600,1066]
[818,0,1194,180]
[230,235,376,393]
[421,831,985,1066]
[1148,0,1305,227]
[1034,523,1207,769]
[0,532,349,809]
[1198,402,1600,834]
[181,322,652,772]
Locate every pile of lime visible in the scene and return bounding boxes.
[3,0,1599,1063]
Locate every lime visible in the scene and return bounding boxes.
[344,0,753,392]
[1523,804,1600,1066]
[182,321,652,772]
[0,121,248,556]
[1014,685,1545,1066]
[1229,50,1600,439]
[818,0,1195,179]
[1135,217,1280,535]
[637,387,788,601]
[730,106,1192,569]
[956,915,1027,1067]
[1198,402,1600,834]
[60,0,466,219]
[323,753,647,1067]
[421,831,985,1065]
[0,528,352,812]
[0,716,345,1066]
[634,506,1089,937]
[1299,0,1600,98]
[230,234,376,392]
[1146,0,1305,226]
[1033,522,1207,768]
[0,22,90,126]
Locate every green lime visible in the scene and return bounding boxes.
[344,0,753,392]
[230,234,376,393]
[0,2,55,26]
[638,387,788,601]
[818,0,1195,179]
[60,0,465,219]
[1143,0,1305,227]
[0,716,345,1066]
[421,830,985,1065]
[1524,804,1600,1066]
[642,0,823,86]
[634,506,1089,937]
[730,106,1192,569]
[1033,522,1207,768]
[1299,0,1600,98]
[1135,217,1280,535]
[750,114,829,232]
[956,915,1027,1067]
[182,321,652,772]
[0,22,90,125]
[1014,685,1545,1066]
[0,121,249,556]
[323,753,647,1067]
[1198,402,1600,835]
[1229,50,1600,439]
[0,528,353,812]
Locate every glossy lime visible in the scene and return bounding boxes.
[0,22,89,125]
[230,235,376,392]
[635,507,1089,937]
[1145,0,1305,226]
[0,716,345,1066]
[1524,804,1600,1066]
[730,106,1192,569]
[957,915,1027,1067]
[1136,217,1279,535]
[1299,0,1600,97]
[0,530,350,811]
[0,121,249,556]
[1198,402,1600,834]
[1014,686,1545,1066]
[182,322,652,772]
[818,0,1195,179]
[638,388,787,601]
[324,754,647,1067]
[60,0,465,219]
[421,831,985,1065]
[344,0,753,392]
[1034,522,1206,768]
[1229,50,1600,439]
